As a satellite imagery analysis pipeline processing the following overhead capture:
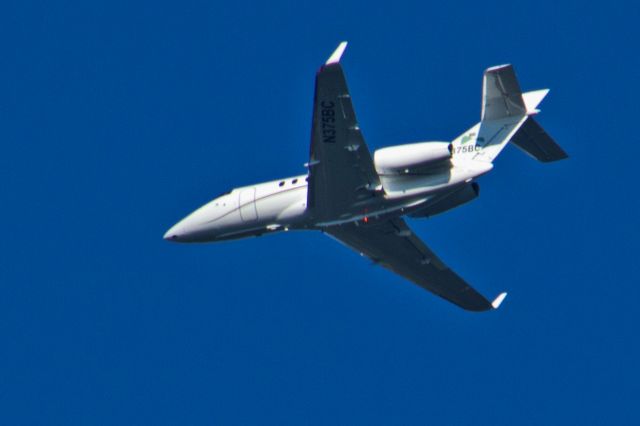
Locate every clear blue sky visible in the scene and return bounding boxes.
[1,1,639,424]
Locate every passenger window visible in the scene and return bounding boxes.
[292,179,298,184]
[279,181,285,187]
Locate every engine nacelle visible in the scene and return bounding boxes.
[410,183,479,218]
[374,142,451,174]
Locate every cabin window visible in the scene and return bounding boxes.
[292,179,298,184]
[305,176,309,182]
[279,181,285,187]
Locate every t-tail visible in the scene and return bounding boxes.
[450,64,568,163]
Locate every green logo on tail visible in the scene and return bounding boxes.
[461,132,476,145]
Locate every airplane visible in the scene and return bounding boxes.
[163,42,567,312]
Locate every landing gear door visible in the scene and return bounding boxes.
[238,188,258,221]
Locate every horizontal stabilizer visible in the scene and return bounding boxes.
[511,117,568,162]
[522,89,549,114]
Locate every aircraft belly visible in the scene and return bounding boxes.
[314,166,491,227]
[313,195,433,227]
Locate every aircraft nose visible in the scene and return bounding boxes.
[163,223,183,242]
[163,217,213,243]
[164,200,223,243]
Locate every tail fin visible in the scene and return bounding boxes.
[450,65,567,163]
[482,64,526,121]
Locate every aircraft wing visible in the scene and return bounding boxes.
[307,42,381,224]
[325,218,506,311]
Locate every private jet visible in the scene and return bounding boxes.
[164,42,567,311]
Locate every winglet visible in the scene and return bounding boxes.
[491,292,508,309]
[326,41,348,65]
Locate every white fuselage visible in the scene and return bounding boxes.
[164,147,493,243]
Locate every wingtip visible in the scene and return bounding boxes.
[491,292,508,309]
[325,41,348,65]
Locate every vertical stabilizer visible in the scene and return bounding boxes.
[481,65,526,121]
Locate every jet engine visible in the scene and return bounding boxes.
[410,182,480,218]
[374,142,451,174]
